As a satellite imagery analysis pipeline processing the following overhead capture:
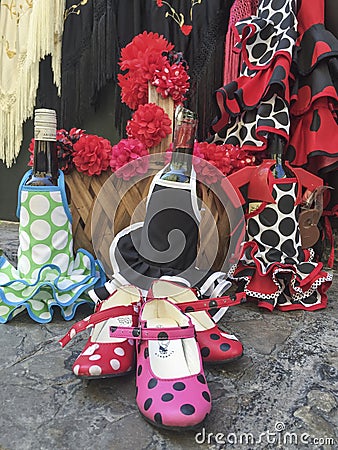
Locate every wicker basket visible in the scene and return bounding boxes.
[66,86,230,275]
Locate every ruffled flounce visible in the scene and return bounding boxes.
[229,241,333,311]
[0,250,105,323]
[112,226,219,293]
[288,20,338,174]
[211,0,297,146]
[287,97,338,175]
[292,23,338,77]
[233,4,296,72]
[211,93,289,150]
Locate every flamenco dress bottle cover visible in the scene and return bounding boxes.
[92,107,233,308]
[226,153,333,311]
[0,109,105,323]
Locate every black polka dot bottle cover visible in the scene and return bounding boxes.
[226,164,333,312]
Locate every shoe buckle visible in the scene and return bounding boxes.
[195,287,203,299]
[133,303,140,314]
[132,325,142,340]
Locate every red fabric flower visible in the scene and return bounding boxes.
[165,141,257,184]
[110,138,149,180]
[28,139,35,166]
[152,61,190,105]
[72,134,112,176]
[195,142,232,184]
[223,144,256,171]
[126,103,172,148]
[119,31,173,72]
[118,71,149,110]
[118,32,189,109]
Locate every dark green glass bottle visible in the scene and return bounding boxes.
[26,108,58,186]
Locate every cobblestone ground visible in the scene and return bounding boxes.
[0,221,337,450]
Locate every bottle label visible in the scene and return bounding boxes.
[248,202,262,214]
[34,127,56,141]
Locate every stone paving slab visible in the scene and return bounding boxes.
[0,221,337,450]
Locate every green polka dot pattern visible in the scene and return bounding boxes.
[0,172,105,323]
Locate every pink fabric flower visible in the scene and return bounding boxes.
[110,138,149,180]
[165,141,257,184]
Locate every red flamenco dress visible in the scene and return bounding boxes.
[285,0,338,243]
[286,0,338,178]
[210,0,333,310]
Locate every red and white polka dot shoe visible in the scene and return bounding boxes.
[148,280,245,365]
[59,285,142,378]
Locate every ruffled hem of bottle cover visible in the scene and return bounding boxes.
[0,250,106,323]
[228,244,333,311]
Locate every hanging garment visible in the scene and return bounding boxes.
[223,0,259,84]
[0,0,64,166]
[286,0,338,177]
[61,0,116,129]
[0,170,105,323]
[226,161,333,311]
[210,0,297,150]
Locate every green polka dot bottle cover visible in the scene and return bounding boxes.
[0,170,105,323]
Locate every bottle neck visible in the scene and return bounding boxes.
[28,108,58,186]
[161,106,198,183]
[267,133,286,178]
[32,140,58,181]
[170,112,197,172]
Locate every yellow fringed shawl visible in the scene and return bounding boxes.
[0,0,65,167]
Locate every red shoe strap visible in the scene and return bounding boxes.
[109,323,195,341]
[176,291,246,314]
[59,304,140,347]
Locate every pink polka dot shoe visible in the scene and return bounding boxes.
[148,280,244,365]
[130,298,212,429]
[59,286,142,379]
[97,297,212,428]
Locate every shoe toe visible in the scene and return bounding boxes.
[137,373,211,429]
[136,347,211,429]
[72,340,135,378]
[197,327,243,364]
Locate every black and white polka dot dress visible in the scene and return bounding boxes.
[228,177,333,311]
[210,0,297,150]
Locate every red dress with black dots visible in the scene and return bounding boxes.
[287,0,338,177]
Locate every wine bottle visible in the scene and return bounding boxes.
[26,108,58,186]
[161,106,198,183]
[267,133,287,179]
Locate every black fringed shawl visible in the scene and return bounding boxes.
[59,0,234,140]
